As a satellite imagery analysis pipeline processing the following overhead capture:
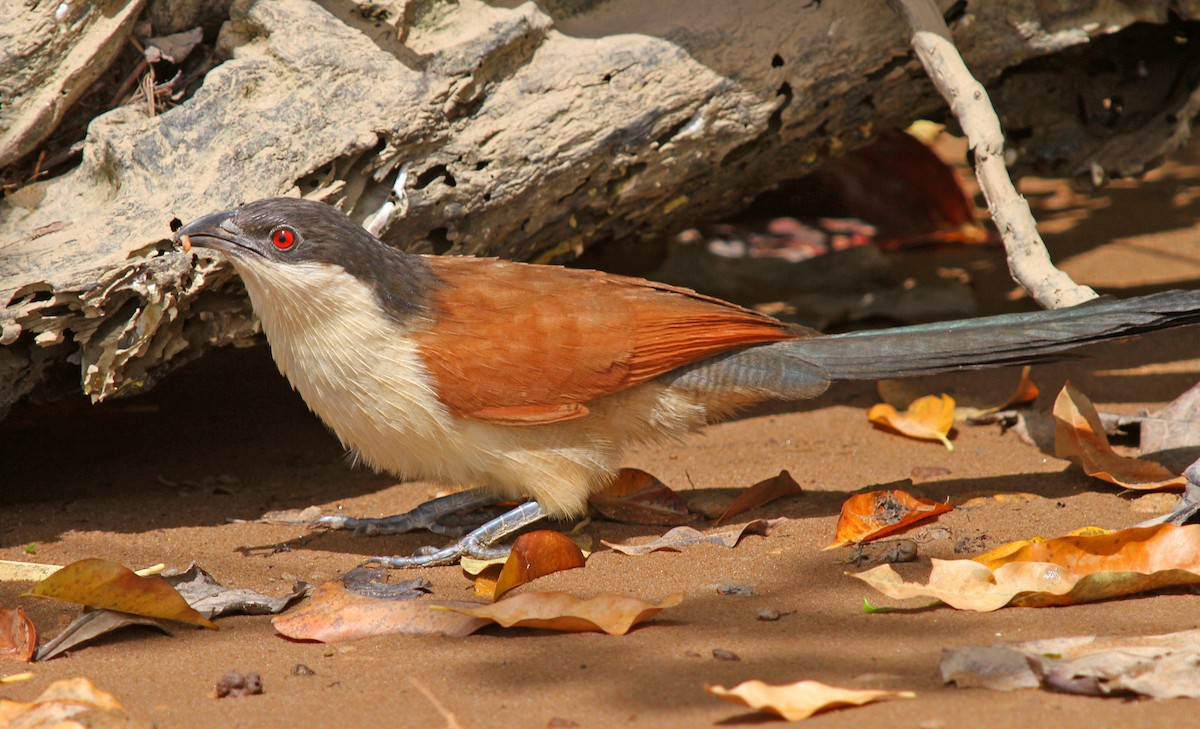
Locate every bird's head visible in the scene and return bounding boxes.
[174,197,439,322]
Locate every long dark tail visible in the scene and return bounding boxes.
[665,290,1200,402]
[788,289,1200,381]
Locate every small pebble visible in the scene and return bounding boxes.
[712,648,741,662]
[215,671,264,698]
[292,664,316,677]
[716,583,755,596]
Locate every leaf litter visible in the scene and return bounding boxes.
[852,523,1200,610]
[942,627,1200,699]
[828,488,952,548]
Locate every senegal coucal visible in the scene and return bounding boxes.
[176,198,1200,566]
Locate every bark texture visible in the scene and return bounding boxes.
[2,0,1199,418]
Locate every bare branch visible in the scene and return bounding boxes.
[889,0,1098,309]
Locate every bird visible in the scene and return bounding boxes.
[175,197,1200,567]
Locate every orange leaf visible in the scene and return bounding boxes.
[490,531,586,601]
[589,468,697,525]
[273,581,487,642]
[828,489,952,548]
[715,470,803,526]
[440,592,682,635]
[707,679,914,721]
[1053,382,1186,490]
[24,558,216,630]
[854,524,1200,610]
[868,394,955,450]
[0,608,35,662]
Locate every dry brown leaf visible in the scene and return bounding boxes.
[853,524,1200,610]
[603,518,785,556]
[0,609,34,663]
[24,558,216,630]
[715,470,803,525]
[943,627,1200,698]
[868,394,955,450]
[706,679,914,721]
[588,468,697,525]
[0,677,147,728]
[828,490,952,548]
[1054,382,1186,490]
[273,581,487,642]
[485,531,586,601]
[440,592,682,635]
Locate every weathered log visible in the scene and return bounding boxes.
[1,0,1198,419]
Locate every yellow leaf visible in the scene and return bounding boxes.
[24,558,215,629]
[868,394,955,450]
[707,679,914,721]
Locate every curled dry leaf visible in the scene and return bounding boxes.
[603,518,786,556]
[588,468,697,525]
[828,489,952,548]
[24,558,216,630]
[971,526,1111,569]
[1054,382,1186,491]
[853,524,1200,610]
[440,592,683,635]
[36,610,171,662]
[868,394,955,450]
[715,470,803,525]
[706,679,915,721]
[0,677,146,728]
[0,608,35,663]
[943,627,1200,699]
[165,564,310,618]
[484,531,586,602]
[273,581,488,643]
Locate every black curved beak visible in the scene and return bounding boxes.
[174,209,256,257]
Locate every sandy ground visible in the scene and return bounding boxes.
[4,146,1200,728]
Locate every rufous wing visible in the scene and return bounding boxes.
[413,257,808,424]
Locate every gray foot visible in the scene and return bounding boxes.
[368,501,547,568]
[312,487,501,537]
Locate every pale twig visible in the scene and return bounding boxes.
[888,0,1098,309]
[409,677,464,729]
[365,162,411,237]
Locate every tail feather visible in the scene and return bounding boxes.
[780,289,1200,382]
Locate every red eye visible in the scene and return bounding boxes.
[271,226,296,250]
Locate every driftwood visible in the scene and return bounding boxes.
[2,0,1200,418]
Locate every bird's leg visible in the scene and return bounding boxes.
[367,500,548,568]
[312,487,502,537]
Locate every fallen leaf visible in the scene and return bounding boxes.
[706,679,914,721]
[0,671,33,684]
[828,489,952,548]
[1123,381,1200,471]
[0,609,34,662]
[971,526,1112,569]
[943,627,1200,698]
[440,592,682,635]
[881,367,1038,422]
[715,471,803,525]
[603,518,785,556]
[164,564,310,618]
[273,581,487,642]
[486,531,586,601]
[341,568,431,600]
[25,559,217,629]
[36,611,171,662]
[1054,382,1186,490]
[0,677,147,728]
[869,394,955,450]
[588,468,697,525]
[853,524,1200,610]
